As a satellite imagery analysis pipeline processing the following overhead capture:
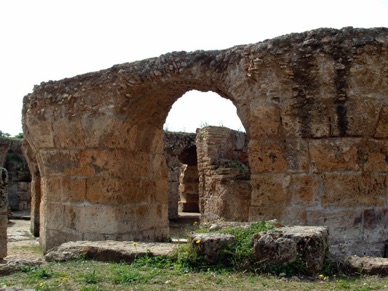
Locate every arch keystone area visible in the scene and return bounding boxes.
[23,27,388,257]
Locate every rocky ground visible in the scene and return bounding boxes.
[4,212,199,262]
[5,219,41,261]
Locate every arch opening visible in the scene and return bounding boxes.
[163,90,246,133]
[163,91,251,227]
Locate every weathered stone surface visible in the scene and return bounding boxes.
[0,258,43,276]
[0,138,10,167]
[190,233,236,264]
[0,168,8,259]
[164,132,196,219]
[196,126,250,222]
[4,139,31,211]
[253,226,328,273]
[44,240,175,263]
[21,27,388,257]
[253,232,298,264]
[280,226,328,272]
[346,256,388,275]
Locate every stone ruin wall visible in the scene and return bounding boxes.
[0,137,31,212]
[163,132,196,220]
[0,167,8,259]
[0,129,244,222]
[0,138,9,168]
[22,27,388,258]
[196,126,250,222]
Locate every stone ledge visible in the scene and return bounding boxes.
[345,256,388,275]
[44,240,177,263]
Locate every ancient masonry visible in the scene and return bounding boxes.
[0,138,31,211]
[163,131,196,220]
[22,27,388,258]
[0,167,8,259]
[196,126,250,222]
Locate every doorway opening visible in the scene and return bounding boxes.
[163,90,248,229]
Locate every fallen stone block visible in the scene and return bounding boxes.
[253,226,328,273]
[345,256,388,275]
[45,240,176,263]
[253,232,297,264]
[0,258,43,276]
[190,233,236,264]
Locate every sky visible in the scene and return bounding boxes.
[0,0,387,135]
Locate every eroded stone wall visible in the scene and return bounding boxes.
[22,27,388,256]
[5,139,31,211]
[196,126,250,222]
[0,138,10,168]
[0,138,31,212]
[164,132,196,219]
[0,168,8,259]
[178,164,199,212]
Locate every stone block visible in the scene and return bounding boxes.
[363,140,388,172]
[250,105,281,138]
[330,99,380,137]
[0,215,8,229]
[253,232,297,264]
[290,175,321,206]
[40,149,81,176]
[81,116,133,148]
[346,256,388,275]
[249,139,309,174]
[253,226,328,273]
[306,209,363,242]
[330,241,385,260]
[375,105,388,138]
[85,177,155,205]
[250,174,291,207]
[41,176,62,203]
[322,173,386,207]
[191,233,236,264]
[61,177,86,203]
[362,208,388,243]
[281,226,328,273]
[280,100,330,138]
[250,206,308,225]
[53,118,85,148]
[309,138,361,172]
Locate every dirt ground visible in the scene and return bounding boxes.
[5,219,41,261]
[5,212,200,261]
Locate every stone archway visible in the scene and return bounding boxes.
[23,27,388,257]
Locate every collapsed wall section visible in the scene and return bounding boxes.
[196,126,251,222]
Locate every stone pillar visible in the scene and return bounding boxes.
[167,164,180,220]
[0,167,8,259]
[196,126,251,222]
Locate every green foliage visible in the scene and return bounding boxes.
[3,258,388,290]
[218,222,274,270]
[14,132,23,139]
[172,241,208,271]
[6,153,23,164]
[25,266,54,279]
[0,130,10,137]
[81,270,100,284]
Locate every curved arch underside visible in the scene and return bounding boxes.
[23,27,388,256]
